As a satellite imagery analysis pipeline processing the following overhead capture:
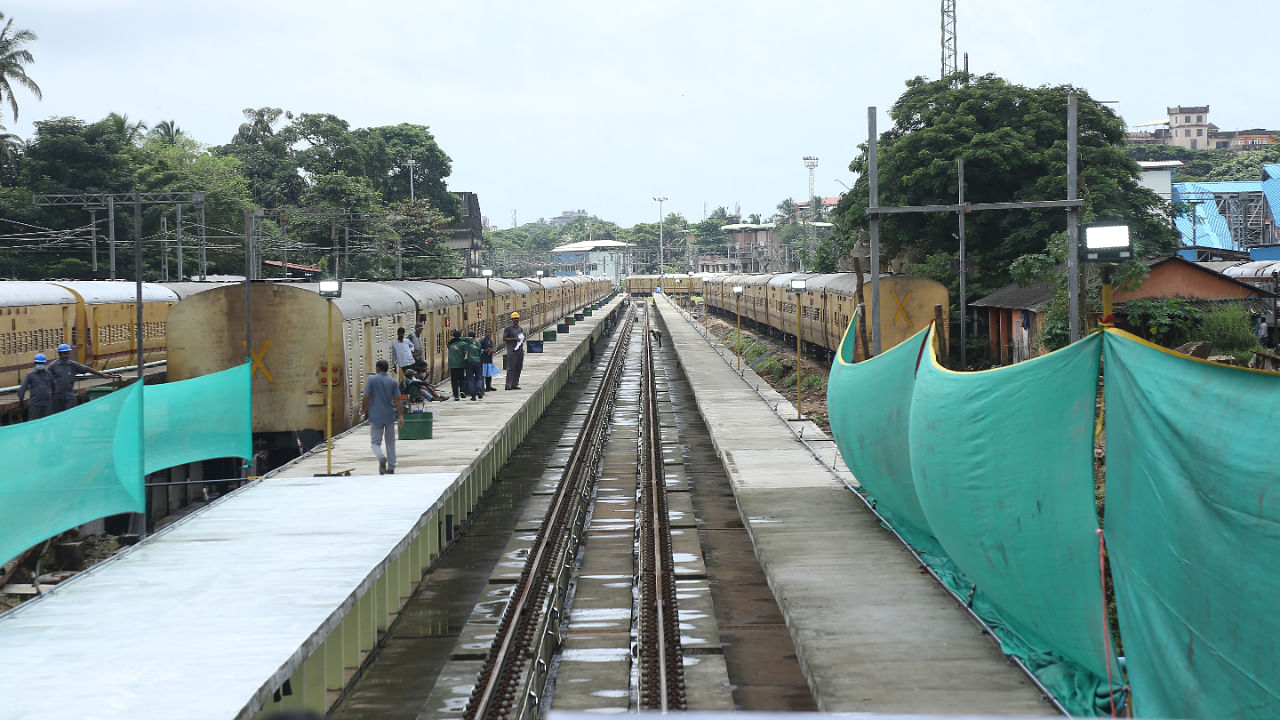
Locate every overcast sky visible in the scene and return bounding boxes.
[4,1,1274,228]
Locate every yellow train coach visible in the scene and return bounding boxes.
[702,272,948,361]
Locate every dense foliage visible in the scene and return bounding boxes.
[0,106,461,280]
[1126,143,1280,182]
[830,74,1179,302]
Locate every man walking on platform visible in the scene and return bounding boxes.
[503,312,526,390]
[361,359,404,475]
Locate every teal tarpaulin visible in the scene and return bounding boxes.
[1,364,252,567]
[1104,330,1280,719]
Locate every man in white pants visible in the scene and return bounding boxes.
[361,359,405,474]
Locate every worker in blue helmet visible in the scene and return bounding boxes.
[17,352,54,420]
[49,343,119,414]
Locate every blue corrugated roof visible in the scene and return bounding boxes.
[1262,171,1280,235]
[1172,182,1245,249]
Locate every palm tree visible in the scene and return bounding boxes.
[0,13,41,123]
[152,119,182,144]
[105,112,148,145]
[0,127,22,165]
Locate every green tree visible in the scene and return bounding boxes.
[0,13,41,123]
[1203,147,1280,181]
[391,199,461,277]
[214,107,304,207]
[1123,144,1229,181]
[834,74,1178,289]
[150,119,182,145]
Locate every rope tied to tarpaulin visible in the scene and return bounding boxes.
[1098,528,1118,718]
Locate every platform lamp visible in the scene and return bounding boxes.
[790,277,807,420]
[482,268,494,337]
[319,278,342,475]
[733,286,744,373]
[1079,222,1132,327]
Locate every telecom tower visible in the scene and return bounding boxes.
[803,156,818,217]
[941,0,958,79]
[802,156,818,272]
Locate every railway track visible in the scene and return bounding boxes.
[636,309,687,711]
[462,306,642,720]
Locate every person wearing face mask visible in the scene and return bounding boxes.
[17,353,54,421]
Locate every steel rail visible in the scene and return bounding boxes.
[464,307,636,720]
[636,310,686,710]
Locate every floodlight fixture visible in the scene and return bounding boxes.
[481,268,493,277]
[536,270,544,278]
[1081,222,1132,264]
[318,279,342,297]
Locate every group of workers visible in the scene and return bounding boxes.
[16,344,121,420]
[360,312,527,475]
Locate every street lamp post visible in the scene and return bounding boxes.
[653,196,667,280]
[319,279,343,475]
[791,278,807,420]
[403,159,418,202]
[1080,222,1132,327]
[482,268,494,338]
[733,285,743,373]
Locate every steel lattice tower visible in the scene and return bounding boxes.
[941,0,957,79]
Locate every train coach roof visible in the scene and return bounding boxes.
[379,281,463,309]
[51,280,179,304]
[428,279,487,303]
[1223,260,1280,279]
[0,281,77,307]
[163,281,238,299]
[494,279,530,294]
[291,282,416,318]
[765,272,823,290]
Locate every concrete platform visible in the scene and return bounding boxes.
[652,297,1057,716]
[0,295,625,720]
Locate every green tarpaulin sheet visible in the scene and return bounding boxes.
[139,364,252,474]
[1,364,251,567]
[911,328,1120,716]
[828,315,938,549]
[1104,329,1280,719]
[0,382,144,570]
[828,314,1121,715]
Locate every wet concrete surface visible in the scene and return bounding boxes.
[657,335,819,712]
[329,359,601,720]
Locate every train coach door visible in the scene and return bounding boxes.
[363,320,374,381]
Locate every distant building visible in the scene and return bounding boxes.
[549,239,632,284]
[446,191,484,276]
[1128,105,1277,152]
[1167,105,1213,150]
[548,209,591,228]
[1137,160,1184,200]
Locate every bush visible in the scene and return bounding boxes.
[1198,302,1258,352]
[1121,298,1202,347]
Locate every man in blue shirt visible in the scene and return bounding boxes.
[17,353,54,420]
[361,359,405,474]
[49,343,118,413]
